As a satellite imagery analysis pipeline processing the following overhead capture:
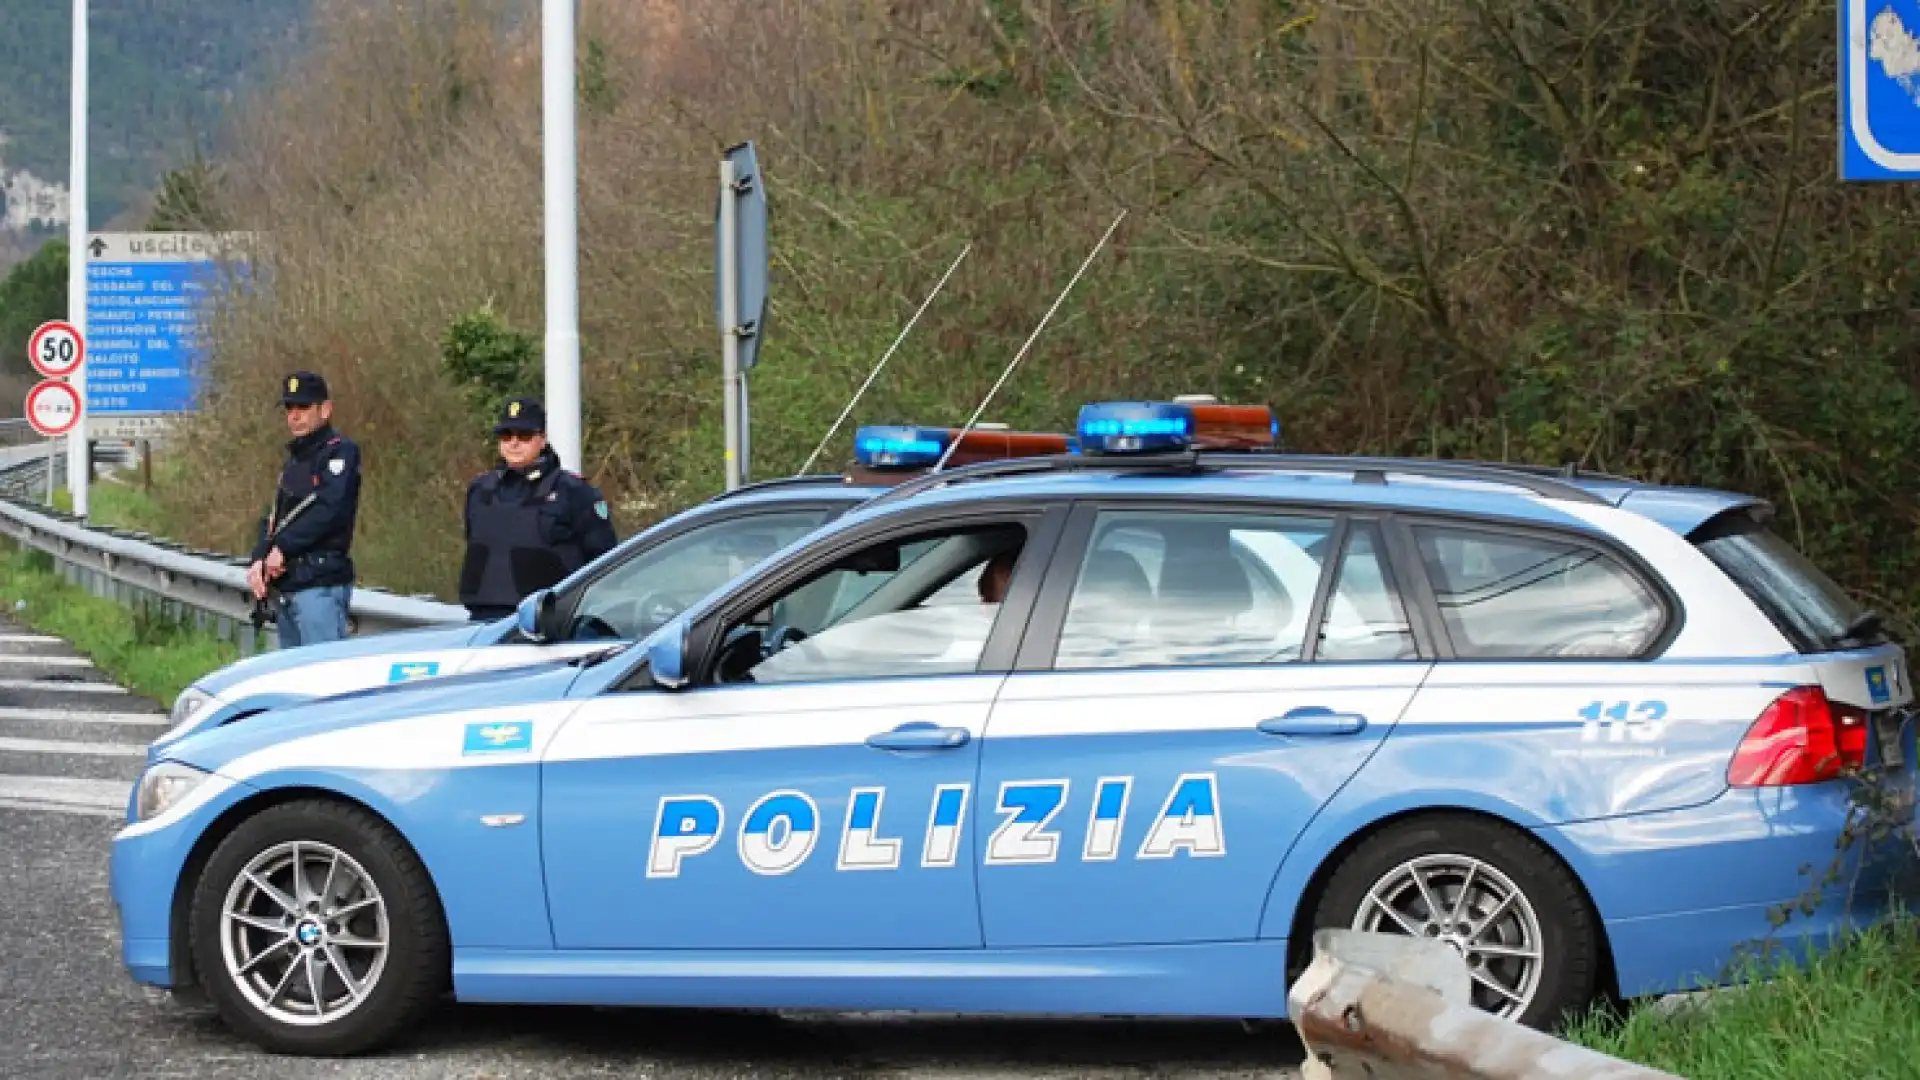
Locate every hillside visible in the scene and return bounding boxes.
[0,0,311,244]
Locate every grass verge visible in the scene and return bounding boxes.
[1567,913,1920,1079]
[0,544,240,709]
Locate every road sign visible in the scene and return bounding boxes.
[25,379,82,438]
[715,141,769,372]
[1840,0,1920,179]
[82,230,255,421]
[27,320,84,378]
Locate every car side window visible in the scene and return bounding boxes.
[1052,510,1337,670]
[568,510,832,641]
[705,521,1030,686]
[1315,522,1419,662]
[1410,524,1664,659]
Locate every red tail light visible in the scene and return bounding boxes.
[1727,686,1869,787]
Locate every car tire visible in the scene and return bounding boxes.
[187,798,449,1056]
[1308,813,1601,1031]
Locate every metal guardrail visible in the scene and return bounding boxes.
[1288,930,1686,1080]
[0,433,468,653]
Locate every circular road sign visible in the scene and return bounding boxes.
[28,320,84,379]
[25,378,82,438]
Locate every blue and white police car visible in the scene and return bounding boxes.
[154,422,1086,754]
[111,399,1917,1057]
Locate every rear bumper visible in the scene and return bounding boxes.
[1540,776,1920,999]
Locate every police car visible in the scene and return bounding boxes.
[153,423,1085,754]
[111,398,1917,1057]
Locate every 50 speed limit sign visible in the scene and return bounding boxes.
[28,320,84,379]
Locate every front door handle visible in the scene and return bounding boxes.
[1257,706,1369,737]
[866,722,972,751]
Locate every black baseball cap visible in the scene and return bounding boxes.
[282,371,330,405]
[495,396,547,435]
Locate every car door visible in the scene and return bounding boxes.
[974,500,1437,948]
[539,500,1070,951]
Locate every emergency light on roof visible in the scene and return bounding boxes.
[851,424,1073,472]
[1074,400,1278,455]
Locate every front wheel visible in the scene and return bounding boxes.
[187,799,450,1056]
[1308,813,1602,1031]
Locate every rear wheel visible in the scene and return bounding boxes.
[1309,813,1602,1030]
[188,799,449,1056]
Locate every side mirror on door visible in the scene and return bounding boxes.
[649,614,693,690]
[515,589,556,643]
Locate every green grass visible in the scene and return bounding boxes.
[1567,914,1920,1079]
[51,474,175,536]
[0,545,241,708]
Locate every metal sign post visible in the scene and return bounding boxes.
[66,0,89,517]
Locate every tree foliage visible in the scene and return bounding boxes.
[0,0,309,226]
[0,239,66,377]
[137,0,1920,624]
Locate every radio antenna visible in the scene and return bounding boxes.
[932,209,1127,473]
[799,241,974,475]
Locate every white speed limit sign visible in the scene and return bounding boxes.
[28,320,84,379]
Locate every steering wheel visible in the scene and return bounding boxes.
[569,614,623,641]
[761,623,809,658]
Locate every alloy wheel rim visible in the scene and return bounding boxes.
[218,840,391,1026]
[1350,854,1545,1018]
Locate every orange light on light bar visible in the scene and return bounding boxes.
[940,429,1074,467]
[1188,404,1277,450]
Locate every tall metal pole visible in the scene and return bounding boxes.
[719,157,742,491]
[542,0,582,473]
[65,0,89,517]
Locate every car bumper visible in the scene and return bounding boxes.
[1541,775,1920,1000]
[108,774,252,990]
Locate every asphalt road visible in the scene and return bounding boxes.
[0,617,1307,1080]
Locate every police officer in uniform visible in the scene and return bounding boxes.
[249,371,362,647]
[459,396,618,623]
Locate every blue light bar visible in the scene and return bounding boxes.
[1076,401,1195,454]
[854,425,949,469]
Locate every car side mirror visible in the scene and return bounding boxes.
[649,614,692,690]
[515,589,556,643]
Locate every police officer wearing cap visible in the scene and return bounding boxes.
[458,396,619,623]
[249,371,363,646]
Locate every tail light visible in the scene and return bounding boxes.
[1727,686,1869,787]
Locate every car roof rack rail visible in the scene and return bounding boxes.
[868,451,1619,507]
[706,473,863,503]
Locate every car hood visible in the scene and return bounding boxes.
[190,620,496,696]
[156,654,604,772]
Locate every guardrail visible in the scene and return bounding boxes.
[0,435,468,654]
[1288,930,1686,1080]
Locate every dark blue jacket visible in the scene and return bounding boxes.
[251,424,361,592]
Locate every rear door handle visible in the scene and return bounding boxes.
[1257,706,1369,737]
[866,722,972,751]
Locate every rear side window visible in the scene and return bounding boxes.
[1691,513,1880,653]
[1411,524,1666,659]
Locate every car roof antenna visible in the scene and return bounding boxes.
[931,208,1128,474]
[798,241,975,475]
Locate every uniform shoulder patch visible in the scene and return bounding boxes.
[594,499,609,519]
[328,458,345,475]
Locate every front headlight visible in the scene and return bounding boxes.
[135,762,211,822]
[170,687,213,727]
[158,688,217,744]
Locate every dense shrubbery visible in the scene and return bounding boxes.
[125,0,1920,622]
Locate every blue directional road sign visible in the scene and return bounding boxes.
[1841,0,1920,179]
[83,231,254,436]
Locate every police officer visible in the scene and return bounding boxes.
[249,371,362,647]
[458,396,618,622]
